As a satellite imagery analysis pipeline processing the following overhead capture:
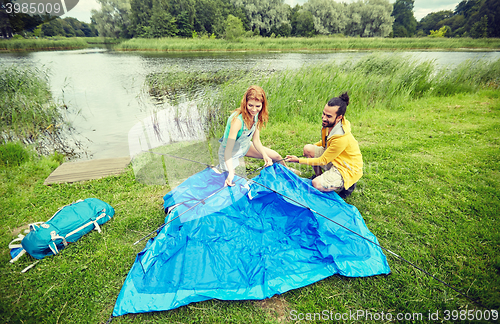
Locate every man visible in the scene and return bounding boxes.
[286,92,363,198]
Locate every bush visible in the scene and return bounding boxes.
[0,142,30,167]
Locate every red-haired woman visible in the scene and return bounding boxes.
[218,85,286,186]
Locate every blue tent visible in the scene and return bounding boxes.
[112,164,390,317]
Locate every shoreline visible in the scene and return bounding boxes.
[1,37,499,53]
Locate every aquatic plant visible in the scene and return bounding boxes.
[0,65,82,157]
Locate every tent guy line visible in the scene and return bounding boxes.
[135,150,483,309]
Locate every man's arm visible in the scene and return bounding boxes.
[298,137,348,166]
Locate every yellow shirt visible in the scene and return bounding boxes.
[298,118,363,188]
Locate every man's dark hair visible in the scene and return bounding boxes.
[327,92,349,117]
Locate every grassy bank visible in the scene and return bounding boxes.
[116,36,500,52]
[1,55,499,323]
[3,36,499,53]
[0,37,88,52]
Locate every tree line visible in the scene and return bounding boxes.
[0,0,97,38]
[90,0,395,38]
[1,0,498,39]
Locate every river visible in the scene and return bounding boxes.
[1,49,499,160]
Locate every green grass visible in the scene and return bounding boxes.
[0,37,88,52]
[0,54,499,323]
[116,36,500,52]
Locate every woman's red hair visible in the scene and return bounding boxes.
[233,85,269,130]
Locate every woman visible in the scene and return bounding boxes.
[218,85,287,186]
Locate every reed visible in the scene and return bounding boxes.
[116,36,500,52]
[207,54,500,133]
[0,65,80,156]
[0,37,88,52]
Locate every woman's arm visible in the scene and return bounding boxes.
[252,128,273,167]
[224,117,243,186]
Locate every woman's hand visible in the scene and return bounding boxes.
[225,170,235,187]
[263,154,273,167]
[285,155,299,163]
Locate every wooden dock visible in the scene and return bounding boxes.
[44,157,131,185]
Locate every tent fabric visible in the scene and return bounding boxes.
[112,164,390,317]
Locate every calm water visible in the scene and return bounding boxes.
[1,49,499,160]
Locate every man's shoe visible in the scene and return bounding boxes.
[338,183,356,199]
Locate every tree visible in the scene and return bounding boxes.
[391,0,417,37]
[469,15,488,38]
[149,0,178,38]
[129,0,153,37]
[293,8,315,36]
[417,10,453,35]
[169,0,196,37]
[194,0,224,35]
[303,0,346,35]
[345,0,393,37]
[41,18,64,36]
[60,19,76,36]
[225,14,244,39]
[231,0,289,36]
[91,0,131,38]
[428,25,449,37]
[0,0,45,37]
[476,0,500,37]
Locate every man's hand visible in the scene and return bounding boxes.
[285,155,300,163]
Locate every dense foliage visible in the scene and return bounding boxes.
[89,0,500,39]
[40,17,98,37]
[391,0,417,37]
[91,0,395,38]
[416,0,500,38]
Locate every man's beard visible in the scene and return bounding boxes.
[322,120,336,128]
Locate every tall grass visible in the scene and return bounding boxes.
[0,37,88,52]
[144,54,500,138]
[205,54,500,130]
[0,65,80,156]
[116,36,500,52]
[0,65,61,139]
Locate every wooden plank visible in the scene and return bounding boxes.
[44,157,131,185]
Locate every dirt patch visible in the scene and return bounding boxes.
[254,295,290,323]
[11,224,29,237]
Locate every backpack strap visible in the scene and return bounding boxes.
[9,234,27,263]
